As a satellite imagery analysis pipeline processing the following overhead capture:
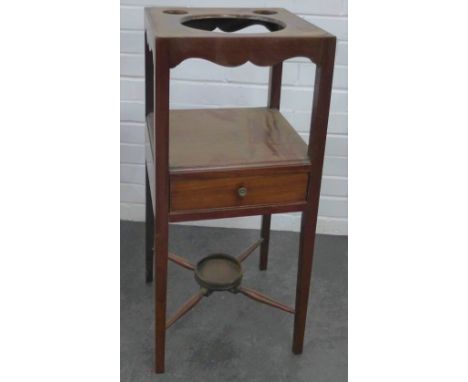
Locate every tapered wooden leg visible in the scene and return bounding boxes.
[145,166,154,283]
[259,215,271,270]
[292,39,336,354]
[292,210,318,354]
[154,220,168,373]
[153,39,170,374]
[260,62,282,273]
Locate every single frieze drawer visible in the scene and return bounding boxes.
[170,172,309,212]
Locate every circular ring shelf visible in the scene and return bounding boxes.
[194,254,243,291]
[180,14,285,33]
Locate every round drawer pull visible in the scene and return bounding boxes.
[238,187,248,198]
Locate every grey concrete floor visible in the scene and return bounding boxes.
[121,221,347,382]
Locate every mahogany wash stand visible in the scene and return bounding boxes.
[143,7,336,373]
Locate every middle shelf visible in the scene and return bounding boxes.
[146,107,310,174]
[145,107,312,221]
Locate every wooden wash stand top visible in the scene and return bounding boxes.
[143,7,336,373]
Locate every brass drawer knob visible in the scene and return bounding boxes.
[238,186,247,198]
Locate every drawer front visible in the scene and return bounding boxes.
[170,172,309,212]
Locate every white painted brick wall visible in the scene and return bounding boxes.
[120,0,348,235]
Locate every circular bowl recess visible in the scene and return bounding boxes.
[194,254,243,291]
[163,9,188,15]
[253,10,278,15]
[181,14,285,33]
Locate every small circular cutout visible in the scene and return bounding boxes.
[253,9,277,15]
[163,9,187,15]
